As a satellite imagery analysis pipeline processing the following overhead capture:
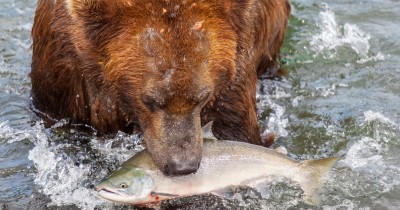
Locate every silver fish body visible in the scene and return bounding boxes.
[95,138,338,205]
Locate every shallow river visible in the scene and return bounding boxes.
[1,0,400,209]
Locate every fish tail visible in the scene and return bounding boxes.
[300,157,339,205]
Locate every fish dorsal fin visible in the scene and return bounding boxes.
[275,146,288,155]
[202,121,217,140]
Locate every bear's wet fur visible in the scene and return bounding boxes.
[31,0,290,175]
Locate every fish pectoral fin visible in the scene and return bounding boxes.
[202,121,217,140]
[242,176,273,188]
[210,188,229,198]
[150,191,179,197]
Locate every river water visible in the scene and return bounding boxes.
[1,0,399,209]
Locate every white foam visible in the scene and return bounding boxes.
[335,135,400,202]
[27,124,98,209]
[341,137,384,170]
[310,8,342,56]
[363,110,397,127]
[356,52,385,64]
[314,83,348,97]
[291,96,304,107]
[25,121,145,209]
[90,132,144,163]
[341,110,397,171]
[257,79,290,138]
[342,23,370,57]
[310,4,383,63]
[29,133,108,209]
[310,7,370,56]
[0,121,14,141]
[0,121,32,144]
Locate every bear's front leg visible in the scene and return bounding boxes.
[201,82,273,147]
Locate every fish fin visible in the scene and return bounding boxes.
[151,191,179,197]
[210,187,233,200]
[275,146,288,155]
[242,177,273,191]
[299,157,340,206]
[202,121,217,140]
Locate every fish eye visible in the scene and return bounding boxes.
[120,183,129,189]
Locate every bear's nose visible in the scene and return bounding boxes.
[163,157,200,176]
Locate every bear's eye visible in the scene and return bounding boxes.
[141,94,164,111]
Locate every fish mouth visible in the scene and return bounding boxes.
[97,188,118,195]
[96,186,129,198]
[96,186,136,204]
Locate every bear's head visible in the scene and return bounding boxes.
[67,0,246,175]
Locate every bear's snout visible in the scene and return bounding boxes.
[147,132,203,176]
[142,114,203,176]
[163,156,200,176]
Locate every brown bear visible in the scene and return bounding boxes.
[30,0,290,175]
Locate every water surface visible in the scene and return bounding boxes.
[1,0,399,209]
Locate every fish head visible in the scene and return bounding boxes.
[95,166,154,204]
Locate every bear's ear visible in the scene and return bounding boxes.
[66,0,123,48]
[221,0,255,14]
[66,0,116,20]
[220,0,255,26]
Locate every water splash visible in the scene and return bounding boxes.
[0,121,33,144]
[363,110,397,128]
[310,3,384,63]
[314,83,348,98]
[26,122,144,209]
[326,110,400,205]
[29,144,106,209]
[341,136,385,170]
[257,78,291,138]
[341,110,399,171]
[310,5,370,56]
[356,52,385,64]
[220,178,307,210]
[28,127,104,209]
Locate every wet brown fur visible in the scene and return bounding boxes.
[31,0,290,172]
